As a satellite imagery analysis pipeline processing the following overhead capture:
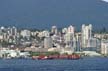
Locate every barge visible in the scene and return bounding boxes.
[32,54,80,60]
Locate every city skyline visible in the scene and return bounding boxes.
[0,0,108,71]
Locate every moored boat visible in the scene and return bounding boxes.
[32,54,80,60]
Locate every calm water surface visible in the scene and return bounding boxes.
[0,57,108,71]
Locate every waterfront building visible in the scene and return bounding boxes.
[62,28,67,34]
[74,33,82,51]
[42,30,50,37]
[81,24,92,48]
[67,25,74,34]
[51,26,58,35]
[0,34,3,40]
[37,32,44,38]
[63,25,76,52]
[51,34,61,48]
[81,24,99,52]
[0,30,8,42]
[0,27,5,40]
[20,30,31,38]
[89,38,97,47]
[44,37,52,48]
[64,25,75,42]
[0,48,30,58]
[101,40,108,55]
[0,26,5,32]
[2,33,8,41]
[10,26,17,36]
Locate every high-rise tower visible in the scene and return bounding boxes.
[81,24,92,48]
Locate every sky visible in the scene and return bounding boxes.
[0,0,108,31]
[102,0,108,2]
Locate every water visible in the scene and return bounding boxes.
[0,57,108,71]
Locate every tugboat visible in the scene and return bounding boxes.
[32,54,80,60]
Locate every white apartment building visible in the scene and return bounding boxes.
[101,41,108,55]
[20,30,31,38]
[44,37,52,48]
[81,24,92,48]
[51,26,58,34]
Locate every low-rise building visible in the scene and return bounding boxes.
[101,40,108,55]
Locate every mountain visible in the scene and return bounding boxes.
[0,0,108,31]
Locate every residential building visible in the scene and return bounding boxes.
[101,40,108,55]
[44,37,52,48]
[81,24,92,48]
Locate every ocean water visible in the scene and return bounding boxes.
[0,57,108,71]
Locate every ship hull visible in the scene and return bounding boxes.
[32,54,80,60]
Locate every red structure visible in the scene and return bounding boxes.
[32,54,80,60]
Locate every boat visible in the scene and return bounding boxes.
[32,54,80,60]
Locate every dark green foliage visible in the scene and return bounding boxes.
[30,52,60,56]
